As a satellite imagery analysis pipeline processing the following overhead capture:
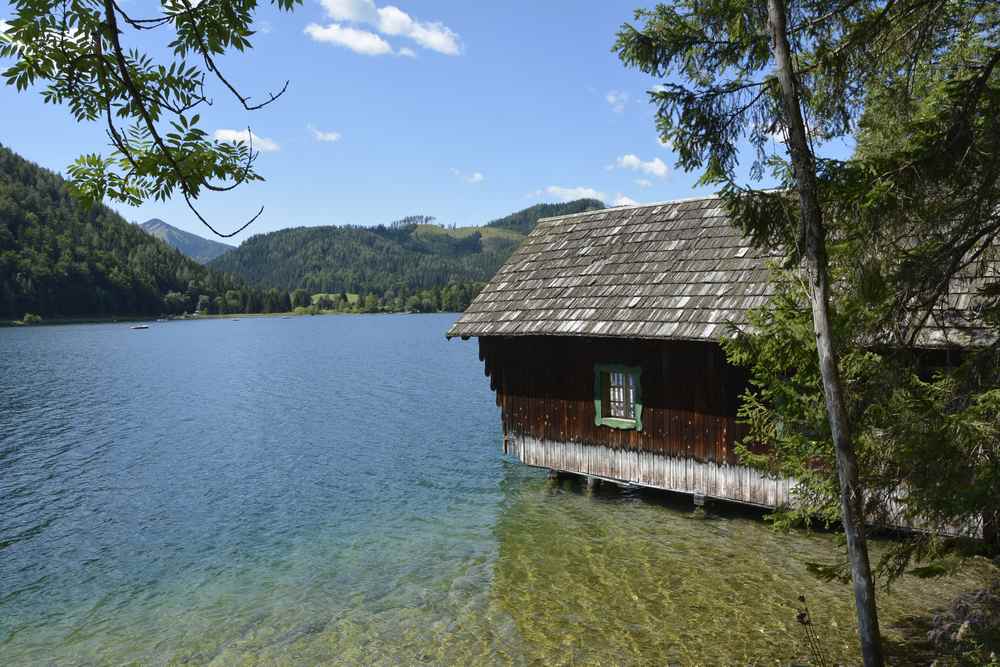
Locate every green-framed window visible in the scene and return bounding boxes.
[594,364,643,431]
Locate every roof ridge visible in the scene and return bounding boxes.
[535,194,721,225]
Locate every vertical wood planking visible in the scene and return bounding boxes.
[510,433,792,508]
[480,334,758,490]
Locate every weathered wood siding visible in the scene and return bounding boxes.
[509,435,793,507]
[479,335,792,506]
[480,335,751,465]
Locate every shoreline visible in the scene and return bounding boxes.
[1,310,461,328]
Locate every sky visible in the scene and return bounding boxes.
[1,0,803,244]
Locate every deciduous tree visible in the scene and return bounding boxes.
[1,0,300,236]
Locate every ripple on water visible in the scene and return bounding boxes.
[0,315,993,666]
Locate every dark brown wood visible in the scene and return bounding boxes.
[478,336,748,464]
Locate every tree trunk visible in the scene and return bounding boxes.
[765,1,885,665]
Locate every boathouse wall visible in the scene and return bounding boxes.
[478,335,794,507]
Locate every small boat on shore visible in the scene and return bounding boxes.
[131,325,149,330]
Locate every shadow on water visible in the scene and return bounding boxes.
[545,470,776,520]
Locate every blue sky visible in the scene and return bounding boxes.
[2,0,787,243]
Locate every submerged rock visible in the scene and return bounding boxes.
[927,577,1000,658]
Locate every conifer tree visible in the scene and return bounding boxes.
[618,1,999,663]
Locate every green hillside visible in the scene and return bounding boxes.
[140,218,235,264]
[208,223,501,295]
[485,199,604,235]
[207,200,605,296]
[0,144,267,319]
[0,139,605,319]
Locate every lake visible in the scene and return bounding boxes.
[0,314,989,665]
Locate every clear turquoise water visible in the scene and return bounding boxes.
[0,314,990,665]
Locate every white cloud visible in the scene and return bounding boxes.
[451,168,484,184]
[613,194,639,207]
[320,0,378,22]
[386,14,459,55]
[257,20,273,35]
[308,124,342,142]
[398,47,416,58]
[614,153,669,178]
[304,23,393,55]
[316,0,461,56]
[606,90,629,113]
[543,186,605,202]
[634,179,653,189]
[213,128,280,152]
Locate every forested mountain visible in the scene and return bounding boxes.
[209,224,503,295]
[0,140,605,319]
[0,144,268,319]
[485,199,604,235]
[140,218,234,264]
[208,200,606,295]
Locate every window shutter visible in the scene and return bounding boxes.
[601,371,611,412]
[593,368,607,425]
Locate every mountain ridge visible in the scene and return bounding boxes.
[1,139,607,317]
[206,200,606,295]
[484,199,604,235]
[139,218,235,264]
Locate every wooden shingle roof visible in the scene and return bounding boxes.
[448,196,776,341]
[448,196,997,346]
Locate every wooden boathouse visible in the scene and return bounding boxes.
[449,195,992,520]
[447,196,793,507]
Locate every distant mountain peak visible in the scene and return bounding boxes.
[139,218,234,264]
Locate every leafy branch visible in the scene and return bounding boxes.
[0,0,301,236]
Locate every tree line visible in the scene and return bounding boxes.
[484,199,604,235]
[305,282,484,314]
[205,200,604,297]
[0,144,482,320]
[206,221,510,296]
[0,143,253,320]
